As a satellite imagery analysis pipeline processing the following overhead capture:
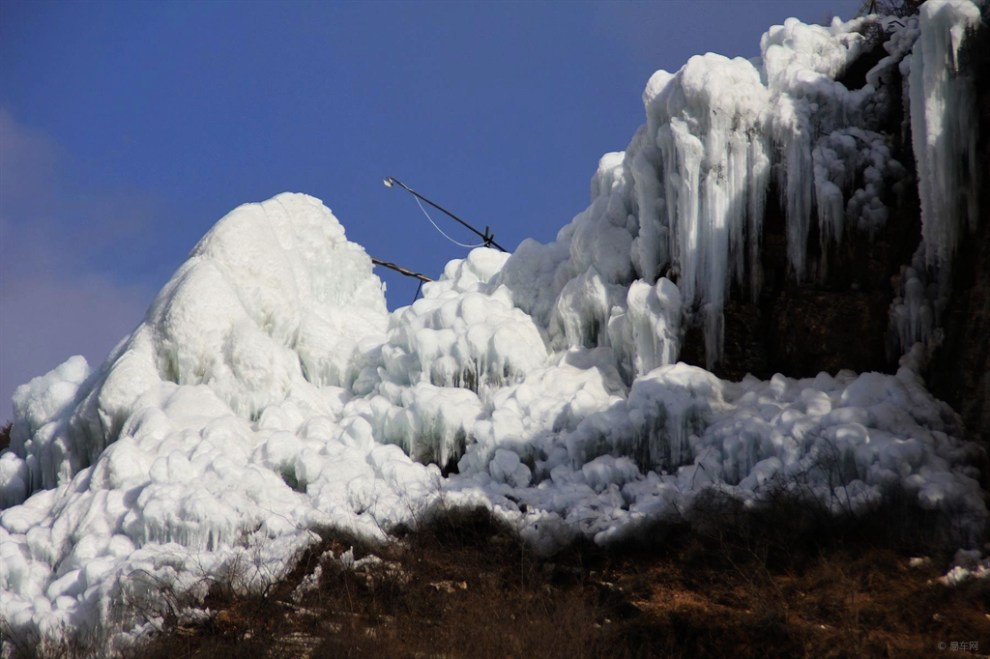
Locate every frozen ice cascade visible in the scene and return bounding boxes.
[1,1,986,651]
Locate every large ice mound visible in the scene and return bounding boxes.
[1,1,986,651]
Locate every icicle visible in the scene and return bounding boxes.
[612,278,682,379]
[909,0,982,271]
[747,138,770,300]
[892,265,935,350]
[645,54,771,364]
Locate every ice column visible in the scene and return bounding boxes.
[909,0,982,271]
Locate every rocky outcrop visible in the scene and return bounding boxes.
[928,19,990,446]
[684,7,989,447]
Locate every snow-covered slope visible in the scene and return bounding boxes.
[1,1,986,651]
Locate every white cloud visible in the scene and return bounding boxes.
[0,110,154,419]
[0,108,59,210]
[0,265,149,420]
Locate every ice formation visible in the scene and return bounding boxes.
[910,0,982,271]
[1,1,986,652]
[891,0,983,352]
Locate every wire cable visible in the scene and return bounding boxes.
[385,176,506,251]
[412,194,486,249]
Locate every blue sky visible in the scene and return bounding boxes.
[0,0,862,418]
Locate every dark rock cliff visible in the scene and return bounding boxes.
[682,10,989,447]
[928,20,990,446]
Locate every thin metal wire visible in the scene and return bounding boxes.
[385,176,507,252]
[412,195,486,249]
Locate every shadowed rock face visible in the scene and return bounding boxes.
[931,199,990,446]
[684,12,990,448]
[929,22,990,447]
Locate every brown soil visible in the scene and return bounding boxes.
[120,507,989,659]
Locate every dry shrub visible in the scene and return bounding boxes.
[113,495,989,659]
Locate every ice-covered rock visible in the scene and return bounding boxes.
[1,3,987,652]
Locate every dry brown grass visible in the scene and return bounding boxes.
[114,501,990,659]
